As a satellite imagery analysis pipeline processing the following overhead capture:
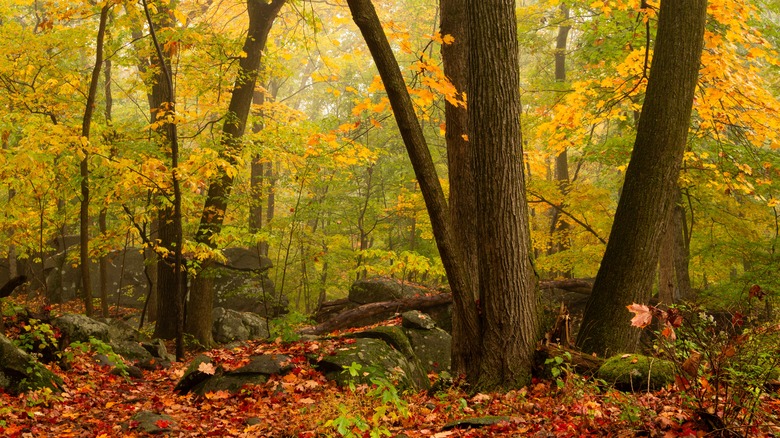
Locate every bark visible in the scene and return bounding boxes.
[440,0,480,375]
[346,0,481,378]
[130,3,178,340]
[469,0,539,390]
[187,0,286,347]
[79,4,110,317]
[141,0,186,359]
[576,0,708,356]
[98,209,109,317]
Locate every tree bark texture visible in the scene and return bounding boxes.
[188,0,285,347]
[79,4,110,317]
[346,0,481,378]
[440,0,480,376]
[468,0,539,390]
[576,0,707,356]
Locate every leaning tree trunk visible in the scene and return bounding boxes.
[468,0,539,391]
[187,0,286,347]
[440,0,480,377]
[346,0,482,378]
[576,0,708,357]
[79,3,110,317]
[548,3,572,277]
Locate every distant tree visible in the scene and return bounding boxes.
[577,0,708,356]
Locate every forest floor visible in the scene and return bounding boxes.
[1,299,780,437]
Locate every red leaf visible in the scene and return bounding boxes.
[731,311,744,327]
[155,419,171,429]
[749,284,766,300]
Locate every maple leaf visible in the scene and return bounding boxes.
[627,303,653,328]
[198,362,216,375]
[155,419,171,429]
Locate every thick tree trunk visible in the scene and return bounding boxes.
[468,0,539,391]
[79,4,110,317]
[187,0,285,347]
[346,0,481,379]
[440,0,480,376]
[576,0,708,356]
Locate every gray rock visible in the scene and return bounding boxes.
[103,318,143,342]
[195,373,268,394]
[110,340,153,362]
[349,277,424,304]
[175,354,218,395]
[142,339,175,363]
[234,354,292,375]
[52,313,111,343]
[404,327,452,374]
[401,310,436,330]
[212,307,268,344]
[211,248,287,317]
[0,334,62,394]
[130,411,177,434]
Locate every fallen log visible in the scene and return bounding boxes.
[538,278,593,295]
[535,343,605,376]
[300,293,453,335]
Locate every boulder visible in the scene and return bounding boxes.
[211,248,287,317]
[52,313,111,343]
[109,340,153,363]
[349,277,426,305]
[315,337,429,390]
[103,318,143,342]
[175,353,293,395]
[175,354,219,395]
[598,354,675,391]
[212,307,269,344]
[0,334,63,394]
[401,310,436,330]
[404,326,452,374]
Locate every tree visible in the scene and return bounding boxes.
[78,3,111,318]
[347,0,538,390]
[467,0,539,390]
[440,0,480,376]
[187,0,286,346]
[576,0,708,356]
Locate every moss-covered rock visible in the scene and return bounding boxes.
[315,337,429,390]
[598,354,674,391]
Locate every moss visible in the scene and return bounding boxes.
[598,354,674,391]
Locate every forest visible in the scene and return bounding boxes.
[1,0,780,436]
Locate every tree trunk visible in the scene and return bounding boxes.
[140,0,186,359]
[440,0,480,376]
[576,0,708,356]
[187,0,286,347]
[548,3,572,277]
[346,0,481,379]
[79,4,110,317]
[468,0,539,391]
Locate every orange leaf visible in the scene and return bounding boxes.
[627,303,653,328]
